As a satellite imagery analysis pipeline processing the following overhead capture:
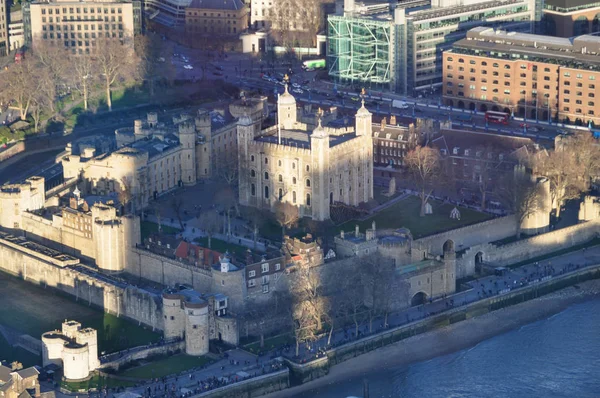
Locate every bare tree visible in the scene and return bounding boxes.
[70,53,97,111]
[533,150,585,218]
[245,291,292,349]
[33,43,69,113]
[199,210,221,248]
[361,254,397,331]
[337,262,365,338]
[215,186,237,238]
[1,59,39,120]
[405,146,441,216]
[289,261,328,355]
[497,168,544,238]
[170,197,186,231]
[96,38,136,111]
[134,33,175,97]
[274,201,299,239]
[562,132,600,191]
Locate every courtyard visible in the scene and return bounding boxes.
[338,196,493,238]
[0,271,161,364]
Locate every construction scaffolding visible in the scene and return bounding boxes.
[327,15,394,86]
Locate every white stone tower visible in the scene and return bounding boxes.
[184,301,209,356]
[195,109,212,179]
[162,291,186,340]
[179,121,197,186]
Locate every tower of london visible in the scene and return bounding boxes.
[237,86,374,221]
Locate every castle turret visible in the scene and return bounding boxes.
[277,84,297,130]
[237,116,255,206]
[179,121,197,186]
[355,100,372,137]
[184,301,209,356]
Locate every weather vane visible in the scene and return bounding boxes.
[317,107,324,117]
[284,74,289,84]
[361,87,366,96]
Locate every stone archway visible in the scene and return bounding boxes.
[446,99,454,107]
[469,102,476,111]
[480,104,488,112]
[443,239,455,253]
[593,14,600,32]
[411,291,428,306]
[475,251,484,274]
[574,16,590,35]
[491,105,499,112]
[503,107,511,115]
[530,109,537,119]
[458,100,465,109]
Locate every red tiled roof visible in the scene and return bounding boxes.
[175,241,222,267]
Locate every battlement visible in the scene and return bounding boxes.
[0,232,80,267]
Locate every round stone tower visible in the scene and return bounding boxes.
[178,121,197,185]
[277,85,297,130]
[62,342,90,380]
[162,290,185,340]
[184,301,209,356]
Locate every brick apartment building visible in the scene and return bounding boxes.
[443,27,600,126]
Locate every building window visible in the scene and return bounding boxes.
[250,155,255,162]
[278,174,283,182]
[306,193,311,206]
[265,157,268,164]
[262,284,269,293]
[251,184,256,196]
[261,263,269,273]
[248,279,255,287]
[249,270,256,277]
[278,160,282,166]
[264,171,269,180]
[292,191,297,204]
[306,179,310,187]
[264,186,269,198]
[251,169,256,177]
[275,263,281,271]
[292,177,297,184]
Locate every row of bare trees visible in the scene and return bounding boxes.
[403,131,600,236]
[0,34,174,131]
[244,253,403,356]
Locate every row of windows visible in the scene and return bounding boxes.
[43,24,124,32]
[249,170,312,187]
[187,26,237,33]
[250,184,311,205]
[250,154,310,172]
[41,7,122,14]
[42,16,123,23]
[248,263,282,277]
[42,32,122,41]
[563,107,595,115]
[449,57,557,74]
[187,19,237,24]
[188,11,238,17]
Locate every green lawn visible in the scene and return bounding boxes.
[141,221,182,241]
[62,374,136,392]
[118,354,213,379]
[337,196,492,238]
[194,236,248,256]
[243,334,294,354]
[0,271,160,355]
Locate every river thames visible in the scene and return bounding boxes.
[299,298,600,398]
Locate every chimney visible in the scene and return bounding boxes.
[355,224,359,237]
[390,115,397,125]
[69,197,78,210]
[381,117,386,130]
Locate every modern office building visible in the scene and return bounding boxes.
[27,0,136,53]
[542,0,600,37]
[443,27,600,126]
[0,0,8,56]
[327,0,541,95]
[144,0,190,27]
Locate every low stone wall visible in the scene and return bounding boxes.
[15,334,42,355]
[100,341,185,371]
[286,264,600,385]
[191,369,290,398]
[414,215,517,256]
[458,219,600,276]
[0,142,25,162]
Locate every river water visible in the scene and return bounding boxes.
[300,298,600,398]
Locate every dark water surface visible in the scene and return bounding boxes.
[300,298,600,398]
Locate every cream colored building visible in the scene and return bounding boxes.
[27,0,135,53]
[237,87,374,221]
[0,177,46,230]
[42,320,99,381]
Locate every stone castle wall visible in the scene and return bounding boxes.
[414,215,517,256]
[0,237,163,331]
[457,219,600,276]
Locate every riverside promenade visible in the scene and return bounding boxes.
[48,245,600,398]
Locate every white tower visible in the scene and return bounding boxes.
[277,83,297,130]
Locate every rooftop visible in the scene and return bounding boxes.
[452,28,600,68]
[544,0,600,10]
[126,134,181,159]
[0,232,78,262]
[396,259,443,275]
[255,128,357,149]
[188,0,245,10]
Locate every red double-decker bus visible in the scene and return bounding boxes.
[485,111,509,124]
